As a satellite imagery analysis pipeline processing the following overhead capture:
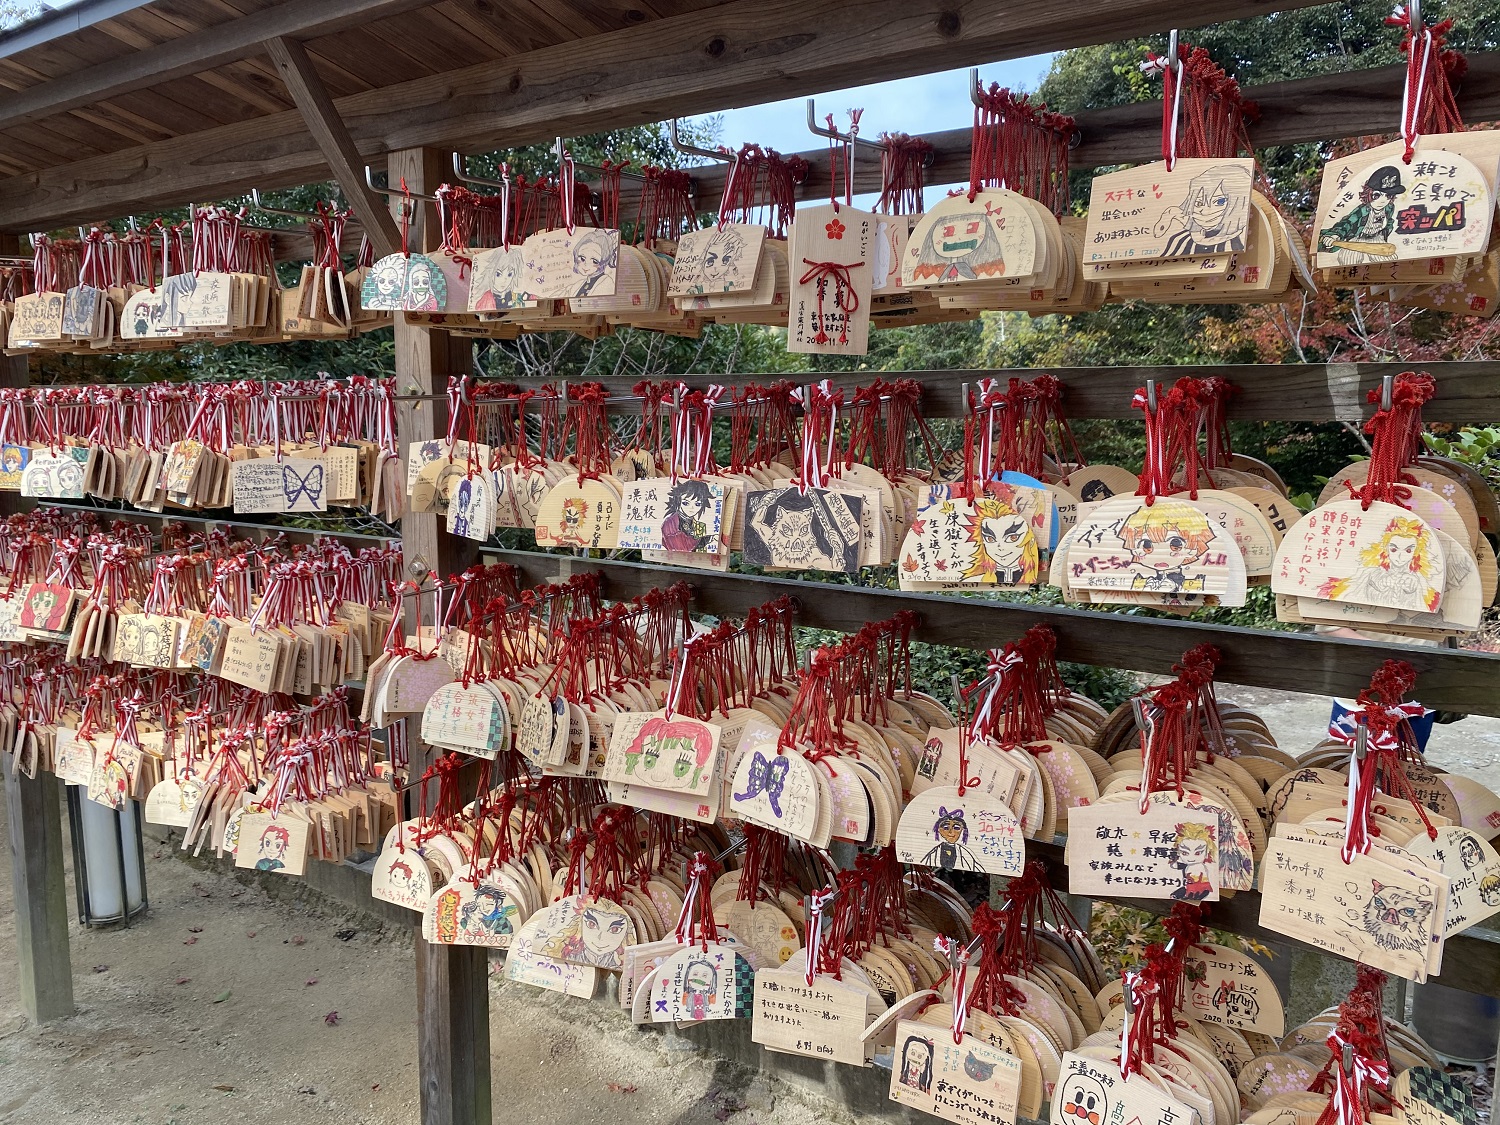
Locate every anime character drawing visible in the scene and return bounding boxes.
[459,885,518,938]
[1360,880,1434,953]
[404,257,442,311]
[1117,504,1216,595]
[570,229,616,297]
[680,958,717,1020]
[451,478,475,538]
[1317,516,1441,613]
[56,459,83,497]
[363,256,406,309]
[0,443,27,488]
[623,717,716,791]
[1153,163,1253,256]
[898,1035,933,1094]
[909,211,1006,282]
[747,489,859,572]
[474,247,527,311]
[1318,166,1406,264]
[1481,874,1500,907]
[22,586,62,631]
[557,496,590,546]
[921,807,980,872]
[1460,834,1486,871]
[1211,979,1261,1024]
[548,900,630,968]
[697,227,748,291]
[1170,822,1217,902]
[961,498,1038,585]
[661,479,715,552]
[254,824,290,872]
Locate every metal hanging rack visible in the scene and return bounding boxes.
[970,67,1083,148]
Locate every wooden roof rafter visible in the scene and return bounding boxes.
[0,0,1326,231]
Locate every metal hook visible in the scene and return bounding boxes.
[969,68,985,108]
[451,152,510,190]
[1380,373,1394,412]
[1145,378,1159,412]
[554,136,651,182]
[362,166,438,202]
[249,188,322,221]
[1408,0,1421,33]
[804,99,885,152]
[667,119,734,164]
[1355,723,1369,761]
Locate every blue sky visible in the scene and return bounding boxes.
[681,54,1056,198]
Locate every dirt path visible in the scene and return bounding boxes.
[0,800,831,1125]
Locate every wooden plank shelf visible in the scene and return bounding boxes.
[493,551,1500,718]
[552,362,1500,424]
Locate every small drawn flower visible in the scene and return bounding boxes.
[825,218,845,240]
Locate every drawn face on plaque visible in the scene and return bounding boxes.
[460,884,518,939]
[899,1034,933,1093]
[570,229,617,297]
[1120,502,1216,589]
[254,824,290,871]
[1317,515,1442,612]
[1058,1070,1110,1125]
[909,207,1006,283]
[1170,821,1218,902]
[1360,879,1435,953]
[966,499,1038,583]
[701,228,747,288]
[480,247,526,309]
[405,257,442,311]
[623,715,716,791]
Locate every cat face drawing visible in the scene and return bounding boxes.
[1362,879,1434,952]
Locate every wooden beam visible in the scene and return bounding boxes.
[0,0,1329,230]
[263,35,402,260]
[492,551,1500,718]
[558,361,1500,425]
[0,0,435,132]
[612,52,1500,204]
[389,146,489,1125]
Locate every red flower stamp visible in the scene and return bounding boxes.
[825,218,845,240]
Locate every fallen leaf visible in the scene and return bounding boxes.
[305,979,317,987]
[297,1086,316,1096]
[246,931,256,939]
[291,935,306,946]
[213,1085,235,1092]
[193,885,211,898]
[607,1083,638,1094]
[188,926,203,934]
[334,929,357,941]
[175,977,191,985]
[92,965,108,973]
[229,890,243,898]
[212,990,231,1004]
[371,1084,380,1092]
[324,1011,340,1026]
[183,937,198,946]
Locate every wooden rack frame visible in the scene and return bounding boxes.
[0,1,1498,1122]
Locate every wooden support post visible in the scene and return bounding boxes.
[263,35,403,260]
[0,269,71,1023]
[4,772,74,1023]
[388,147,488,1125]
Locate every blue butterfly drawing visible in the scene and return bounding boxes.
[734,751,791,817]
[282,462,325,508]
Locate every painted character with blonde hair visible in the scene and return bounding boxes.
[962,498,1038,585]
[1117,504,1215,593]
[1318,516,1441,613]
[1171,821,1217,902]
[1154,163,1253,256]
